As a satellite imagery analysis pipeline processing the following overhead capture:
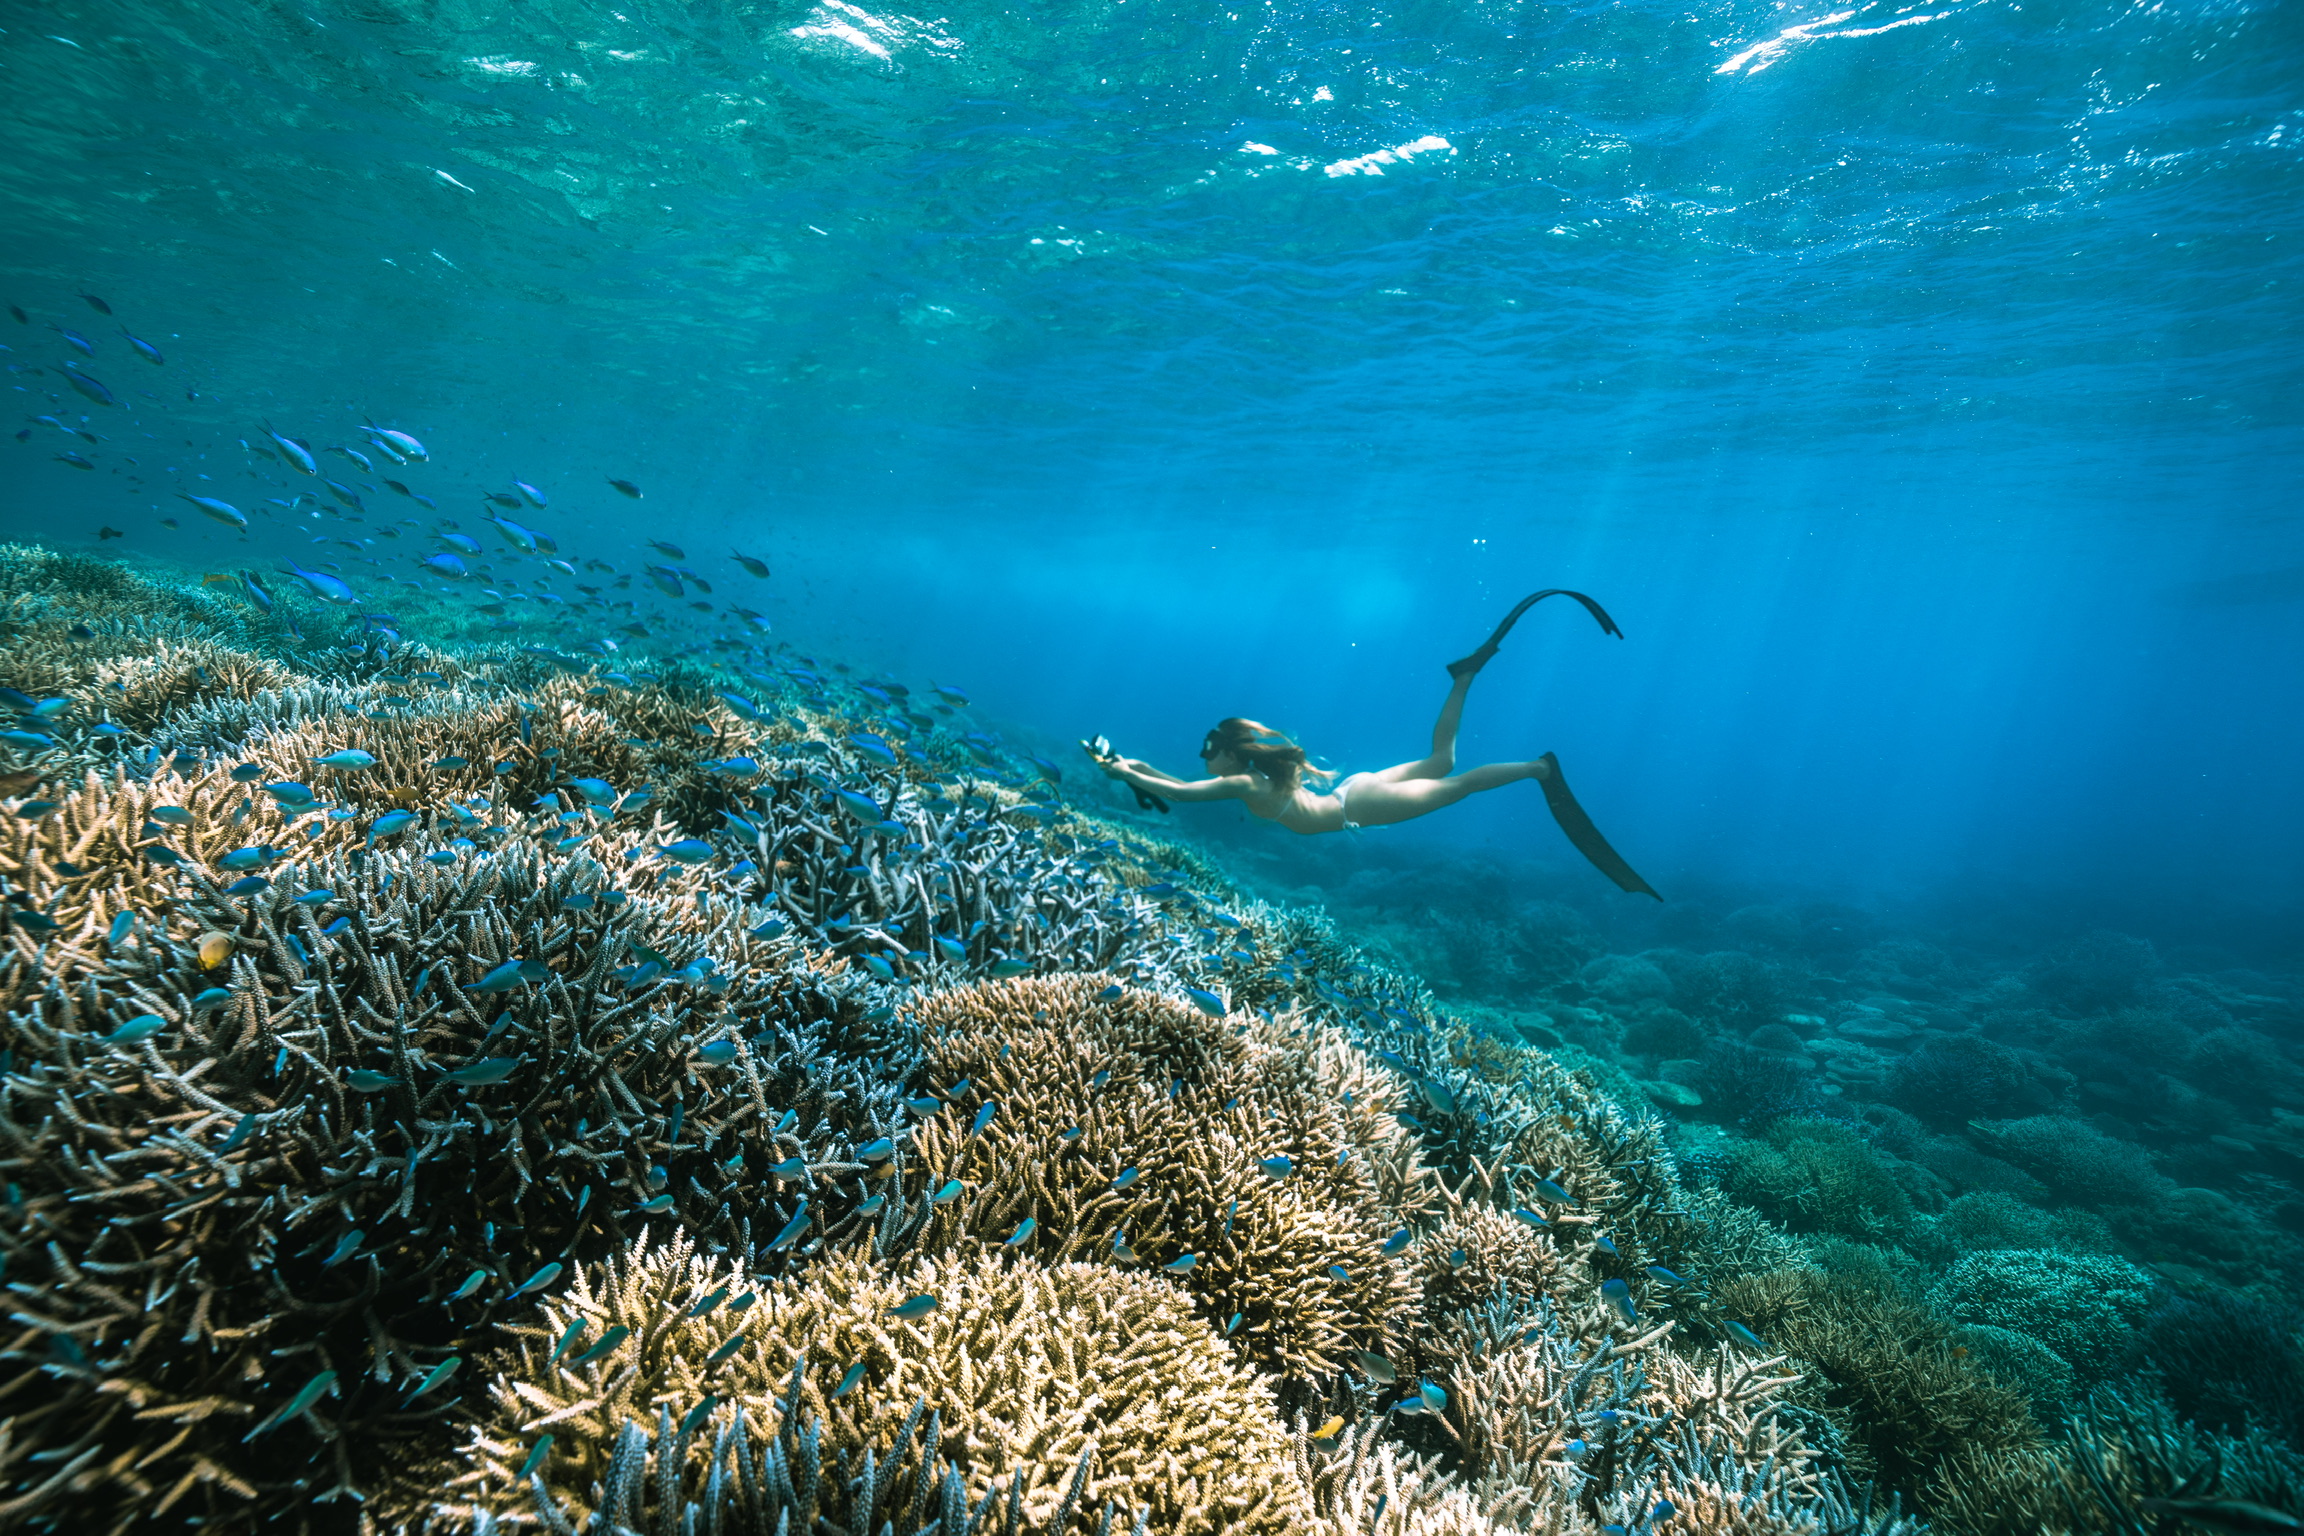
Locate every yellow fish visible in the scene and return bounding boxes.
[198,933,234,969]
[201,572,239,587]
[1311,1416,1345,1444]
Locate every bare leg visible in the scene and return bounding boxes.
[1345,758,1552,827]
[1374,673,1477,785]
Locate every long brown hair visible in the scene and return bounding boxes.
[1201,717,1323,792]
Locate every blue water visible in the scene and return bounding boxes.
[4,0,2301,931]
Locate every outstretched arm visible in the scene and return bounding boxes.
[1102,756,1252,804]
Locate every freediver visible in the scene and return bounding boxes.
[1085,590,1661,898]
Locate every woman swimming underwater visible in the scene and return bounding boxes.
[1087,589,1662,898]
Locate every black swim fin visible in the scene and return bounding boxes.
[1536,752,1659,900]
[1449,589,1623,678]
[1131,785,1170,815]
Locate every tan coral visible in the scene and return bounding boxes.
[435,1236,1312,1535]
[898,976,1421,1382]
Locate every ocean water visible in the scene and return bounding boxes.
[6,0,2303,917]
[4,0,2304,1529]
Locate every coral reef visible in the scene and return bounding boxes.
[1927,1388,2304,1536]
[1714,1119,1913,1242]
[8,547,2300,1536]
[433,1235,1307,1533]
[1927,1250,2159,1388]
[2134,1289,2304,1447]
[3,551,1941,1536]
[1708,1266,2044,1512]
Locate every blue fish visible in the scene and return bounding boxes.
[257,423,317,475]
[1511,1208,1547,1228]
[247,1370,337,1439]
[1161,1252,1197,1273]
[1531,1178,1576,1205]
[1112,1166,1139,1190]
[1723,1320,1767,1351]
[322,1229,364,1266]
[931,1178,964,1204]
[438,532,482,555]
[698,1039,739,1065]
[121,327,163,364]
[179,493,246,529]
[312,750,376,769]
[969,1102,997,1138]
[1600,1278,1637,1325]
[281,560,355,603]
[106,910,136,945]
[565,777,617,806]
[421,553,468,578]
[406,1355,462,1400]
[62,366,116,407]
[886,1294,938,1320]
[365,423,427,461]
[509,1262,562,1298]
[1185,988,1226,1017]
[659,839,715,865]
[1645,1265,1691,1287]
[1419,1380,1448,1412]
[766,1206,812,1251]
[832,1361,867,1397]
[1258,1156,1294,1179]
[986,958,1032,979]
[368,810,417,843]
[570,1325,630,1365]
[470,961,527,993]
[487,514,541,552]
[1381,1228,1413,1256]
[858,1137,896,1163]
[448,1269,488,1302]
[446,1057,520,1086]
[833,789,881,821]
[101,1015,167,1046]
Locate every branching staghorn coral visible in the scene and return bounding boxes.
[0,791,911,1530]
[896,976,1422,1384]
[432,1235,1308,1534]
[1926,1386,2304,1536]
[1706,1264,2044,1516]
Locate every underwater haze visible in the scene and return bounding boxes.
[9,1,2304,1532]
[4,0,2302,928]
